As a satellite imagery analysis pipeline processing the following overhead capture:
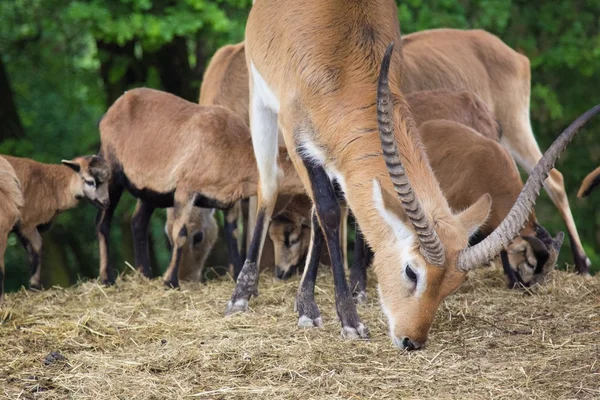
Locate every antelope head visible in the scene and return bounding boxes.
[62,155,111,209]
[506,224,564,287]
[374,43,600,350]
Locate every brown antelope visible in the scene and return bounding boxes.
[578,167,600,198]
[164,207,218,282]
[226,0,599,350]
[1,154,109,294]
[193,28,592,275]
[96,88,303,288]
[0,156,23,302]
[277,89,563,301]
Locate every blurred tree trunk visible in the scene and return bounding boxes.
[41,233,74,289]
[153,36,205,101]
[0,56,25,142]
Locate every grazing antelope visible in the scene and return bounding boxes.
[578,167,600,198]
[195,28,591,274]
[280,89,563,300]
[96,88,303,288]
[1,155,109,294]
[226,0,599,349]
[0,156,23,302]
[164,207,218,282]
[419,119,564,287]
[270,89,501,284]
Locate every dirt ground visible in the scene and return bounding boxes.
[0,266,598,399]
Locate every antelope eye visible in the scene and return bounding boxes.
[405,265,418,283]
[85,179,96,188]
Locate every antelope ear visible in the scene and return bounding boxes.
[61,159,81,173]
[457,193,492,237]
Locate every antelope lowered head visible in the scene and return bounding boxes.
[374,43,600,350]
[62,155,111,209]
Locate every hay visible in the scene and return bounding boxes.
[0,266,598,399]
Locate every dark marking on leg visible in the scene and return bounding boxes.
[240,199,249,260]
[301,155,367,338]
[193,194,234,210]
[296,210,325,327]
[225,209,265,315]
[568,233,591,275]
[131,200,155,278]
[96,181,124,286]
[223,208,243,279]
[350,225,371,303]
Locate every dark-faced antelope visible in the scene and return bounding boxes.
[1,154,109,295]
[226,0,599,350]
[0,156,23,302]
[96,88,303,288]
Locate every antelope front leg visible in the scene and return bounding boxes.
[302,157,368,339]
[223,205,243,279]
[225,192,275,315]
[96,182,124,285]
[162,192,196,288]
[296,209,325,328]
[131,199,155,278]
[17,227,43,290]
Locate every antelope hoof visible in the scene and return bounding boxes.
[341,323,369,339]
[353,291,367,304]
[298,315,323,328]
[225,298,248,316]
[29,282,42,291]
[163,278,180,289]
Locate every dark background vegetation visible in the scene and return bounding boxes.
[1,0,599,292]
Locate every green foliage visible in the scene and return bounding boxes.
[0,0,599,293]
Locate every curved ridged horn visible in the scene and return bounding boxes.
[457,104,600,272]
[377,42,445,266]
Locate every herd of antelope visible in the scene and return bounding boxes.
[1,0,598,351]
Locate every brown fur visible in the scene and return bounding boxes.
[165,207,218,282]
[0,156,23,302]
[98,88,304,286]
[2,154,110,291]
[578,166,600,198]
[239,0,496,348]
[268,89,501,276]
[199,27,587,272]
[419,120,560,285]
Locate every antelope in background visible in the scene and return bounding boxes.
[1,155,110,296]
[96,88,303,288]
[226,0,599,350]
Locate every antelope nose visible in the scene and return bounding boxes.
[394,336,423,351]
[275,266,287,280]
[402,337,416,351]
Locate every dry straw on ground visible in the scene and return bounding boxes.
[0,266,598,399]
